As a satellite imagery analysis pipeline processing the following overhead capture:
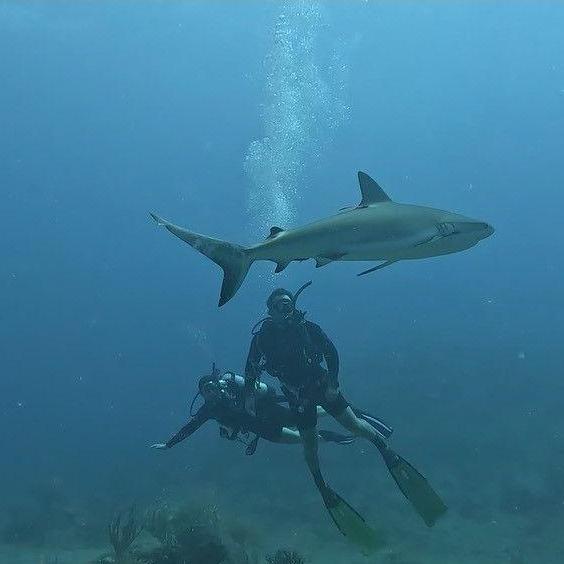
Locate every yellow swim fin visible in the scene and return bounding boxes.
[321,486,385,554]
[381,447,447,527]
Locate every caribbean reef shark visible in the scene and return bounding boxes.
[150,171,494,306]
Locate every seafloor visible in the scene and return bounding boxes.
[2,450,563,564]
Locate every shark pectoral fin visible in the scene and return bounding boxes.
[315,253,345,268]
[357,260,397,276]
[149,212,165,226]
[274,261,290,273]
[357,172,391,206]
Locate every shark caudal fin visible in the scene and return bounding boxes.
[150,213,252,306]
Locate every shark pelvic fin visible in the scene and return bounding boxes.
[357,260,398,276]
[315,253,345,268]
[357,172,391,206]
[266,226,285,239]
[274,261,290,273]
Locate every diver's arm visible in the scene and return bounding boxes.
[314,324,340,388]
[243,335,263,413]
[244,334,263,388]
[155,408,210,450]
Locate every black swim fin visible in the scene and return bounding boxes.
[318,430,356,445]
[379,447,447,527]
[320,486,385,554]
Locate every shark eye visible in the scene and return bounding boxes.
[437,222,457,236]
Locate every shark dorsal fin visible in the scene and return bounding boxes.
[267,226,285,239]
[358,171,391,206]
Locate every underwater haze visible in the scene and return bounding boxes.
[1,1,563,563]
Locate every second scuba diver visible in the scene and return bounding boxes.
[151,364,357,455]
[244,282,447,545]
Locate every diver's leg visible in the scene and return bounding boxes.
[275,427,302,444]
[250,415,302,445]
[300,426,327,490]
[351,407,394,439]
[294,401,327,490]
[264,426,350,445]
[334,406,387,448]
[253,415,327,446]
[321,389,387,448]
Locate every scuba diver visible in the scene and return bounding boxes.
[244,281,447,547]
[150,365,357,456]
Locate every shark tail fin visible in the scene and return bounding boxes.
[150,213,253,306]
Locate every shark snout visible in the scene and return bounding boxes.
[474,221,495,239]
[484,223,495,238]
[428,219,495,256]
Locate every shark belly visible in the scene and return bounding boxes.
[338,238,419,261]
[399,233,482,259]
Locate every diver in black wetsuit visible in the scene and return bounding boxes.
[151,366,355,455]
[244,283,447,531]
[244,284,391,489]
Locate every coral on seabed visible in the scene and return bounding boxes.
[95,501,304,564]
[266,550,306,564]
[144,506,175,548]
[108,507,142,563]
[139,502,235,564]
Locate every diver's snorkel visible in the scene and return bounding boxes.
[286,280,313,324]
[189,362,220,416]
[292,280,312,311]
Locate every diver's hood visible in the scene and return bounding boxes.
[190,363,221,415]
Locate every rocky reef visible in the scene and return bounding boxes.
[95,502,305,564]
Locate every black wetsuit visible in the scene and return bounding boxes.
[245,316,349,430]
[166,387,296,449]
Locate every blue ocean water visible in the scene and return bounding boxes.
[1,2,563,563]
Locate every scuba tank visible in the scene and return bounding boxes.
[222,371,273,398]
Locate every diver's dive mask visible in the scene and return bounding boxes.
[199,378,220,397]
[269,295,294,321]
[251,281,313,334]
[268,281,312,323]
[190,363,222,415]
